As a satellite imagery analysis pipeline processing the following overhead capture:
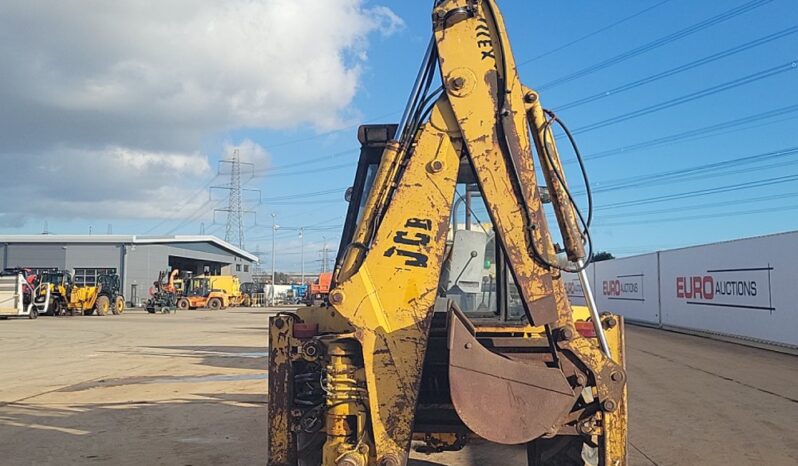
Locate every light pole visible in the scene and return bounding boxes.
[271,213,278,306]
[322,236,327,273]
[299,228,305,284]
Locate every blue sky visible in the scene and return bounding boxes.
[2,0,796,273]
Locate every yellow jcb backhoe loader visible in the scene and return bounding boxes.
[268,1,627,465]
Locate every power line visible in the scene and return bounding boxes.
[595,173,798,210]
[164,198,218,235]
[266,148,359,172]
[598,190,798,220]
[262,188,346,203]
[536,0,775,91]
[576,146,798,196]
[596,203,798,227]
[556,26,798,111]
[267,199,345,206]
[253,161,355,177]
[570,60,797,135]
[143,175,219,234]
[259,111,400,151]
[569,104,798,164]
[518,0,674,67]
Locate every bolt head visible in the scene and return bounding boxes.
[524,92,538,103]
[604,316,618,329]
[337,454,362,466]
[329,290,344,305]
[610,371,624,383]
[428,160,445,173]
[603,400,617,412]
[577,419,593,435]
[379,455,401,466]
[450,76,466,90]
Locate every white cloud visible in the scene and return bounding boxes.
[225,139,271,170]
[0,0,402,227]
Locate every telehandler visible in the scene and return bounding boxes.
[34,270,125,316]
[268,1,627,465]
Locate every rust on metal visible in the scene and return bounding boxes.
[268,315,297,466]
[447,307,576,444]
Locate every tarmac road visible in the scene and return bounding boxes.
[0,310,795,465]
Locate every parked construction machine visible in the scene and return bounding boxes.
[33,270,125,316]
[1,268,37,317]
[200,274,251,306]
[146,269,180,313]
[241,281,263,307]
[0,272,38,319]
[303,272,332,307]
[175,275,230,311]
[267,1,627,465]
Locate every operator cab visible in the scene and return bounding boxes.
[337,124,532,324]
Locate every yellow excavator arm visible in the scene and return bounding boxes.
[268,1,627,465]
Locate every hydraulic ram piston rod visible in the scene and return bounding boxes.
[577,258,612,357]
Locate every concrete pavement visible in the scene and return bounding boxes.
[0,309,795,465]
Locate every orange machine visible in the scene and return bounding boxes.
[175,276,230,310]
[304,272,332,306]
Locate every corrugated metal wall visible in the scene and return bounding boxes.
[64,244,123,269]
[6,244,67,269]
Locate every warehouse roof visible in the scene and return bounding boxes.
[0,235,258,262]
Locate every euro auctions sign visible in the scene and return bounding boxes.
[603,275,644,301]
[659,231,798,347]
[674,267,774,313]
[594,253,660,325]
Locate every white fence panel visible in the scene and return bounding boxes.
[594,253,660,325]
[561,264,594,307]
[659,232,798,347]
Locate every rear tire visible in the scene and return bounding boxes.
[112,296,125,315]
[208,298,222,310]
[29,308,39,319]
[95,296,110,316]
[52,300,64,317]
[177,298,190,311]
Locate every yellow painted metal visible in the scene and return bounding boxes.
[603,316,629,465]
[327,105,460,464]
[203,275,242,299]
[524,88,585,261]
[67,285,99,312]
[336,141,403,284]
[322,340,371,466]
[268,315,297,466]
[434,0,560,326]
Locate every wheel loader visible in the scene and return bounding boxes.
[267,1,627,465]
